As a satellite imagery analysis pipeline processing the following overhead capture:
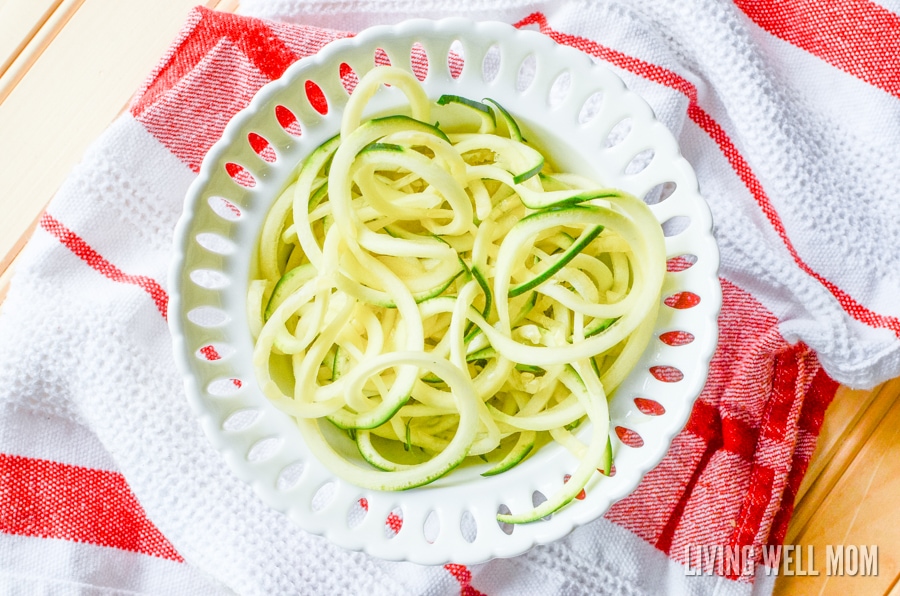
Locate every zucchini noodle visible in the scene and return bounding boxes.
[249,66,666,524]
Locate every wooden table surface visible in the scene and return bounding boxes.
[1,1,898,593]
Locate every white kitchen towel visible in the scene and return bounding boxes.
[1,1,898,594]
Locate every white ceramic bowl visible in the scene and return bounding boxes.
[169,17,721,565]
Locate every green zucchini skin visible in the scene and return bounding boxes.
[264,263,317,321]
[484,97,525,141]
[437,94,497,125]
[481,431,536,477]
[509,224,604,298]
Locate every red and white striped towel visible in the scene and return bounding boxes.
[1,1,898,593]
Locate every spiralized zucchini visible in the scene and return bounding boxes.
[249,66,666,524]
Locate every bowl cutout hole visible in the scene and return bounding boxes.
[225,162,256,188]
[424,510,441,544]
[578,90,604,124]
[460,510,477,543]
[222,408,261,432]
[447,39,465,79]
[207,195,242,221]
[187,306,229,327]
[662,215,691,237]
[482,44,501,83]
[347,497,368,528]
[189,268,228,290]
[615,426,644,448]
[311,481,336,512]
[206,377,243,397]
[666,253,697,272]
[196,343,233,362]
[410,42,429,81]
[665,291,701,309]
[276,461,306,491]
[195,232,236,255]
[374,47,392,67]
[339,62,358,95]
[248,132,277,163]
[305,79,329,115]
[650,365,684,383]
[643,181,677,205]
[659,330,696,346]
[624,149,655,175]
[634,398,666,416]
[516,54,537,93]
[604,117,632,147]
[548,71,571,108]
[532,490,552,521]
[563,474,587,500]
[275,105,303,136]
[247,436,283,463]
[385,506,404,538]
[496,504,514,535]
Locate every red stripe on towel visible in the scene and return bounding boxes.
[39,213,169,319]
[734,0,900,98]
[131,8,299,118]
[444,563,487,596]
[0,454,182,561]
